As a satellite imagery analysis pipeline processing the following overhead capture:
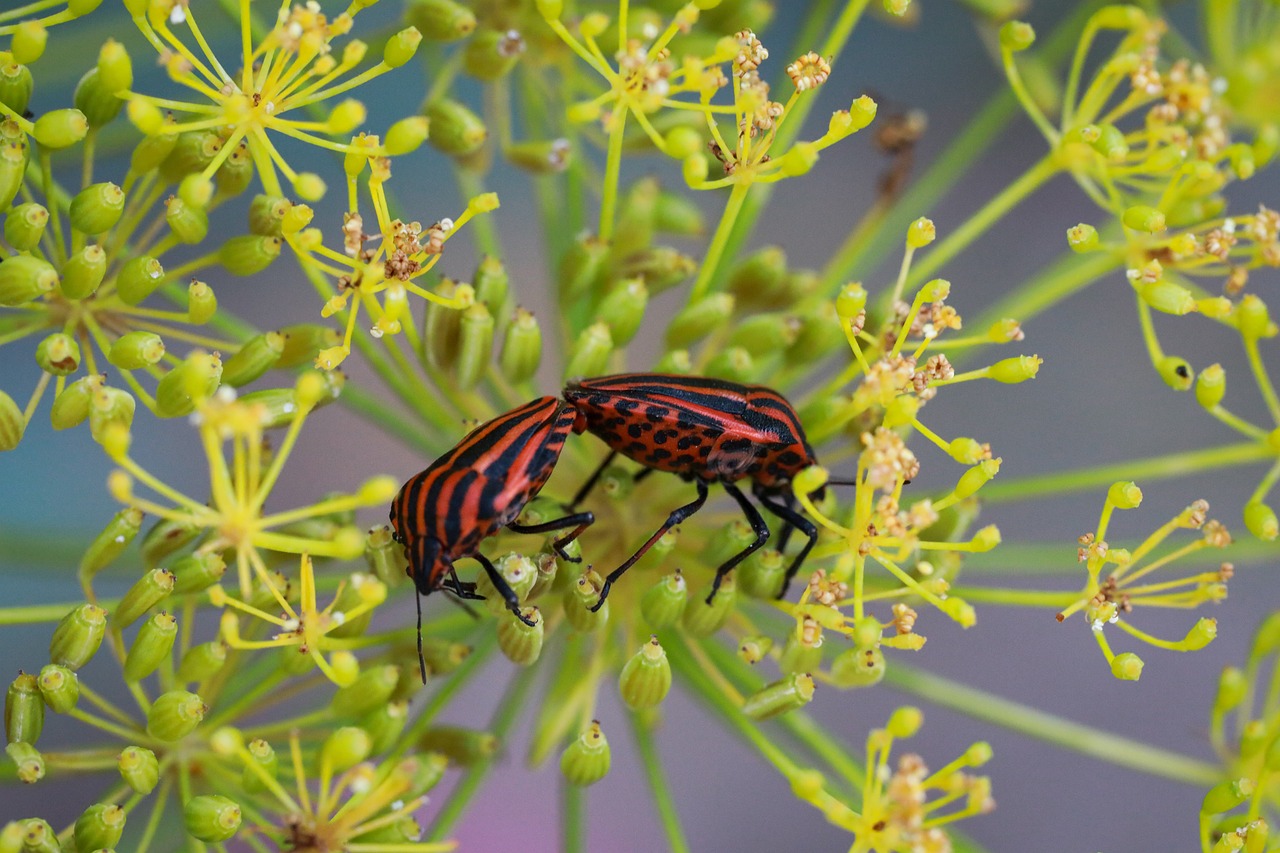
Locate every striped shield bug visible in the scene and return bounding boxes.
[391,396,593,679]
[563,373,824,608]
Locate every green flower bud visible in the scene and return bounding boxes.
[682,575,736,636]
[327,99,366,136]
[0,820,21,851]
[418,726,496,766]
[33,109,88,149]
[564,570,609,632]
[246,195,289,238]
[1109,651,1144,681]
[129,121,178,173]
[384,26,422,67]
[742,673,815,719]
[497,606,544,665]
[558,235,607,302]
[239,372,344,428]
[118,745,159,794]
[0,254,57,306]
[560,721,610,786]
[653,190,705,236]
[476,553,538,614]
[96,38,132,91]
[108,331,166,371]
[36,664,78,714]
[116,254,165,305]
[332,664,399,718]
[415,640,471,683]
[596,278,648,346]
[1121,204,1166,233]
[0,141,28,212]
[147,690,206,740]
[236,737,278,793]
[113,568,176,628]
[885,706,923,738]
[1184,617,1218,651]
[159,131,221,182]
[35,332,80,375]
[666,293,734,348]
[706,346,753,383]
[363,525,407,588]
[74,803,125,852]
[88,385,135,443]
[180,279,212,324]
[1139,279,1196,315]
[564,322,613,379]
[0,62,33,115]
[987,354,1041,383]
[217,144,255,198]
[75,67,125,127]
[738,548,786,599]
[353,815,422,845]
[702,519,757,568]
[1202,778,1254,816]
[727,246,788,309]
[123,612,178,682]
[737,634,773,664]
[274,323,337,368]
[619,245,698,294]
[11,22,47,64]
[164,196,209,244]
[0,390,20,451]
[50,604,107,671]
[176,641,227,684]
[359,699,408,755]
[1106,480,1143,510]
[728,313,801,357]
[831,645,886,687]
[407,0,476,40]
[184,795,241,843]
[222,331,285,387]
[611,177,659,260]
[498,308,542,384]
[219,234,282,276]
[3,203,46,251]
[779,621,824,674]
[999,20,1035,51]
[60,244,108,300]
[6,741,44,784]
[5,673,43,744]
[421,280,468,370]
[507,138,571,173]
[1213,666,1246,715]
[1244,502,1278,541]
[383,116,429,157]
[1192,362,1225,408]
[425,98,487,156]
[454,303,494,390]
[80,507,143,580]
[155,350,222,417]
[464,28,524,80]
[1236,294,1272,342]
[619,637,672,709]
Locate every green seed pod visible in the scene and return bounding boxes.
[1121,204,1166,233]
[249,194,291,237]
[421,280,468,370]
[186,279,217,324]
[353,815,422,844]
[164,196,209,244]
[618,246,697,294]
[1244,501,1279,541]
[384,116,430,156]
[97,37,132,92]
[0,141,27,212]
[108,331,166,371]
[155,350,222,417]
[176,641,227,684]
[779,620,824,674]
[113,568,176,628]
[0,62,33,115]
[564,322,613,379]
[497,606,544,665]
[33,109,89,149]
[0,254,57,306]
[727,313,801,357]
[418,726,496,766]
[169,552,227,594]
[12,22,47,64]
[476,552,538,614]
[738,634,773,665]
[36,664,78,714]
[666,293,734,348]
[216,143,255,198]
[6,741,44,784]
[654,190,705,236]
[276,324,340,368]
[463,28,524,80]
[184,794,242,843]
[75,67,125,127]
[80,507,143,580]
[146,690,206,741]
[418,640,471,681]
[360,700,408,755]
[498,308,542,384]
[3,203,47,251]
[48,374,100,431]
[987,355,1041,383]
[1202,778,1254,816]
[159,131,221,183]
[400,752,448,799]
[682,575,736,637]
[831,645,885,687]
[129,121,178,173]
[384,26,422,67]
[0,820,22,851]
[703,519,758,568]
[473,255,509,314]
[74,803,125,852]
[50,604,107,671]
[454,303,495,389]
[564,570,609,632]
[0,390,20,450]
[1139,279,1196,315]
[1213,666,1246,715]
[34,332,80,375]
[5,673,43,744]
[596,278,648,346]
[240,372,344,429]
[1236,294,1273,342]
[116,255,165,305]
[118,745,159,794]
[641,571,687,628]
[611,178,659,262]
[364,525,407,587]
[123,612,178,682]
[59,244,108,301]
[219,234,282,276]
[406,0,476,40]
[1109,651,1144,681]
[739,548,786,599]
[222,331,285,387]
[728,246,788,309]
[558,234,608,302]
[88,385,135,443]
[619,636,672,710]
[560,721,610,786]
[425,98,487,157]
[742,672,815,719]
[506,138,571,173]
[237,737,278,793]
[332,664,400,718]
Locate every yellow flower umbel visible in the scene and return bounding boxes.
[124,0,424,200]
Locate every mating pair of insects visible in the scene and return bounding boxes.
[389,373,831,659]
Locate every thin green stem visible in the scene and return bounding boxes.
[629,713,692,853]
[946,586,1078,607]
[598,109,628,241]
[688,180,750,303]
[561,776,585,853]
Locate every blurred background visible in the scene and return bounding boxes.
[2,1,1277,850]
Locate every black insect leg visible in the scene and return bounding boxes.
[755,486,819,599]
[473,551,537,626]
[506,510,596,562]
[772,492,798,554]
[591,477,709,611]
[703,482,771,604]
[569,450,616,509]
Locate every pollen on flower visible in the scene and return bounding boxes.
[786,52,832,92]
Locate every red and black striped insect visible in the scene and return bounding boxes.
[391,396,593,679]
[563,373,824,608]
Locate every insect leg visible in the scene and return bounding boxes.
[591,477,709,611]
[755,486,818,598]
[507,510,595,562]
[569,450,617,509]
[772,492,798,553]
[704,482,770,604]
[473,551,537,626]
